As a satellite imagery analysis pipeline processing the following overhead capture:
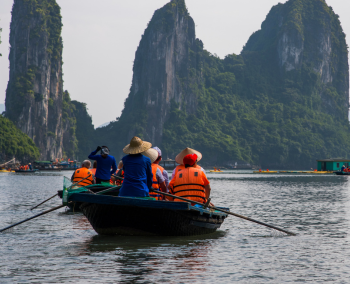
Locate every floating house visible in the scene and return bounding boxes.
[317,159,350,171]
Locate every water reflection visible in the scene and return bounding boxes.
[75,232,226,282]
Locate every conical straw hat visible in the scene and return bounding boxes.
[175,147,202,164]
[141,148,158,163]
[123,136,152,154]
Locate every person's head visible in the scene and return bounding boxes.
[152,147,162,164]
[118,160,123,170]
[101,146,110,158]
[183,154,198,168]
[93,161,97,168]
[81,160,91,169]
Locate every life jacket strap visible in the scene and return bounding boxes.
[173,183,205,189]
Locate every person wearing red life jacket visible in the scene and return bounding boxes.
[169,154,211,204]
[142,148,167,200]
[71,160,95,186]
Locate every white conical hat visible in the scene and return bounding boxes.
[141,148,158,163]
[175,147,202,164]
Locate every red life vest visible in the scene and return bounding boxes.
[72,168,94,186]
[171,167,207,204]
[150,164,162,200]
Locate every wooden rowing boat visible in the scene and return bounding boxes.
[58,183,120,211]
[68,193,229,236]
[14,169,39,173]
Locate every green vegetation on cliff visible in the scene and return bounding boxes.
[163,0,349,167]
[71,100,95,160]
[6,0,63,122]
[0,115,40,162]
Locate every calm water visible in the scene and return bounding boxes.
[0,170,350,283]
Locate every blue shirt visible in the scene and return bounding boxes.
[119,154,153,197]
[88,150,117,180]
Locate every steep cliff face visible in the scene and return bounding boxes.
[5,0,65,160]
[243,0,349,119]
[118,0,199,146]
[96,0,350,168]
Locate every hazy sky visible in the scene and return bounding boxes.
[1,0,350,127]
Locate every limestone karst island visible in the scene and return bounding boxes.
[1,0,350,282]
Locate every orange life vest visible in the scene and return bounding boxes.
[72,168,94,186]
[115,169,124,186]
[171,167,207,204]
[156,164,165,173]
[150,164,162,200]
[174,164,202,177]
[90,168,96,175]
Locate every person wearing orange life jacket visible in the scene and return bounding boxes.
[71,160,95,186]
[152,146,169,187]
[114,160,124,186]
[24,165,29,171]
[169,153,211,204]
[171,147,207,181]
[90,161,97,175]
[142,148,167,200]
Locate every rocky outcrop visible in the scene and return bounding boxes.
[118,0,200,146]
[96,0,350,168]
[243,0,349,118]
[5,0,65,160]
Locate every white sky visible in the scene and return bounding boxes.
[1,0,349,127]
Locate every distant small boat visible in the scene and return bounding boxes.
[253,171,278,173]
[68,193,229,236]
[335,171,350,175]
[14,169,39,173]
[210,170,223,173]
[0,169,11,173]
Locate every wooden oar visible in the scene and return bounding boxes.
[30,194,58,210]
[0,203,68,233]
[150,189,297,236]
[30,174,93,210]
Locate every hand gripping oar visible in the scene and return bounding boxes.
[150,189,297,236]
[30,174,93,210]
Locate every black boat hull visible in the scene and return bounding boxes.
[335,171,350,175]
[70,194,228,236]
[14,169,39,173]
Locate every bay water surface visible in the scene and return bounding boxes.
[0,170,349,283]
